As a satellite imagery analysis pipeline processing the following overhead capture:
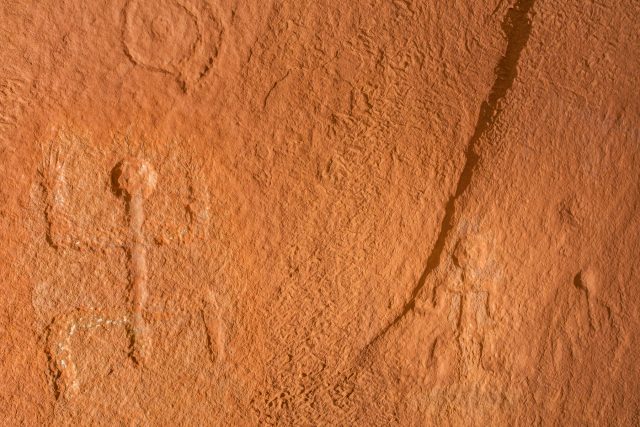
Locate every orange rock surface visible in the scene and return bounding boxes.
[1,0,638,424]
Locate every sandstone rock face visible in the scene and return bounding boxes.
[1,0,638,425]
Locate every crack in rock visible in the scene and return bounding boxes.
[352,0,537,370]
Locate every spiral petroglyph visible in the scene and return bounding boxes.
[122,0,224,90]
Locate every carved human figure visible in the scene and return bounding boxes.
[41,148,213,400]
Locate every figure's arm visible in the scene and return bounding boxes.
[42,146,126,252]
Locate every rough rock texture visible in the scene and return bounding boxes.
[1,0,639,425]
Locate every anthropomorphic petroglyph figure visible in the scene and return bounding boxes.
[429,228,503,380]
[45,156,157,399]
[41,145,214,401]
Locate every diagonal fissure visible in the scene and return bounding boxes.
[357,0,537,360]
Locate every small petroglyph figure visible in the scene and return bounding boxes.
[447,232,500,374]
[421,229,502,382]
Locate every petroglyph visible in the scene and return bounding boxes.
[122,0,224,90]
[113,157,157,363]
[45,155,158,399]
[37,140,218,400]
[202,290,226,364]
[440,230,502,375]
[41,141,209,252]
[47,309,130,401]
[331,226,505,408]
[42,143,126,252]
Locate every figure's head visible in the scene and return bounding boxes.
[113,157,157,198]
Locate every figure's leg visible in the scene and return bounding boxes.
[47,310,129,401]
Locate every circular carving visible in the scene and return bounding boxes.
[123,0,223,89]
[114,157,158,199]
